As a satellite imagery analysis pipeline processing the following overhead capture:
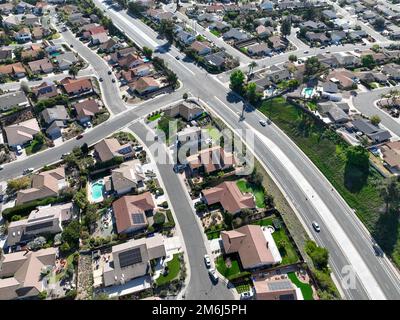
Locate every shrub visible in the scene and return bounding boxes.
[159,201,168,208]
[154,212,166,226]
[164,210,175,228]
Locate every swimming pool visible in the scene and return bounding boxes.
[143,57,150,63]
[90,180,104,202]
[302,87,315,99]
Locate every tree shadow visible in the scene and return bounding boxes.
[343,163,369,193]
[155,42,171,54]
[226,91,242,104]
[372,211,399,256]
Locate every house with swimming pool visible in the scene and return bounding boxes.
[112,192,156,234]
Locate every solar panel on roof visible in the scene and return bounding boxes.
[25,221,53,232]
[132,213,145,224]
[118,248,142,268]
[267,280,293,291]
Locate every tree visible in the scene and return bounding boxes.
[83,204,99,228]
[81,143,89,155]
[371,44,381,53]
[7,176,31,194]
[373,17,385,30]
[159,20,175,42]
[361,54,375,69]
[153,212,166,226]
[380,178,400,213]
[128,1,145,15]
[61,220,81,251]
[305,240,329,270]
[21,80,30,94]
[288,54,297,62]
[142,46,153,60]
[182,92,188,100]
[281,18,292,37]
[370,115,381,126]
[244,82,260,104]
[346,146,369,170]
[68,65,79,79]
[247,61,257,76]
[73,189,88,210]
[229,69,245,93]
[304,57,322,77]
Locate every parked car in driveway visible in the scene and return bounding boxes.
[240,290,254,300]
[208,268,218,283]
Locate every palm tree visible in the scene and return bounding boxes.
[248,61,257,76]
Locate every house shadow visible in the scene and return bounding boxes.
[371,210,399,257]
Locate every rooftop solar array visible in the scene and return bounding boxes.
[267,280,293,291]
[25,221,54,232]
[118,248,142,268]
[131,213,145,224]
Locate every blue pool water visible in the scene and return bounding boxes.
[91,181,104,201]
[303,87,314,98]
[50,52,61,57]
[143,57,150,62]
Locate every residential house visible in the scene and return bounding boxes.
[4,118,40,147]
[41,105,70,139]
[101,235,166,287]
[351,119,391,143]
[305,31,330,44]
[31,82,59,101]
[28,58,54,74]
[186,145,235,174]
[260,1,274,11]
[204,51,227,70]
[202,181,255,214]
[61,77,93,97]
[3,15,21,28]
[14,28,32,42]
[74,99,101,124]
[176,30,196,46]
[24,14,40,26]
[330,30,347,44]
[112,192,155,234]
[318,101,350,123]
[99,38,120,53]
[333,52,360,68]
[91,32,109,45]
[108,160,146,195]
[164,101,204,121]
[190,41,212,56]
[221,225,281,268]
[326,69,356,90]
[381,63,400,80]
[256,25,274,38]
[300,20,327,30]
[0,48,12,62]
[0,91,29,112]
[94,138,134,162]
[0,63,26,78]
[223,28,249,42]
[210,21,230,32]
[266,65,291,83]
[130,77,160,96]
[176,126,202,145]
[248,43,272,57]
[254,277,300,300]
[380,141,400,174]
[119,64,154,85]
[0,2,13,14]
[117,53,144,69]
[16,167,66,205]
[322,9,337,20]
[6,203,73,247]
[0,248,57,300]
[268,36,286,52]
[54,52,78,70]
[109,47,137,65]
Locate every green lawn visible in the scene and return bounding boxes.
[206,230,222,240]
[147,113,161,122]
[205,125,222,142]
[25,139,47,155]
[252,217,299,265]
[259,97,400,268]
[287,272,314,300]
[156,253,181,286]
[210,30,221,37]
[236,179,265,208]
[216,255,242,278]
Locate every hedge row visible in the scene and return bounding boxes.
[2,194,73,221]
[164,209,175,228]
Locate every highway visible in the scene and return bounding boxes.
[91,0,400,300]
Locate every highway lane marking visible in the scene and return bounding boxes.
[166,53,196,76]
[212,95,386,300]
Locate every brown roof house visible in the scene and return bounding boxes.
[380,141,400,174]
[221,225,282,269]
[28,58,54,74]
[16,167,67,205]
[6,203,73,247]
[0,62,26,78]
[61,77,93,97]
[100,234,166,288]
[202,181,255,214]
[112,192,155,234]
[31,81,59,101]
[73,99,101,124]
[108,159,146,195]
[186,146,235,174]
[164,101,204,121]
[0,247,57,300]
[254,276,300,300]
[129,76,160,96]
[4,118,40,147]
[94,138,134,162]
[326,69,356,90]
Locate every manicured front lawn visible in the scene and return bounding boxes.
[156,253,181,286]
[25,139,47,155]
[216,255,242,278]
[210,30,221,37]
[236,179,265,208]
[287,272,314,300]
[259,97,400,268]
[252,217,299,265]
[147,113,161,122]
[205,124,221,142]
